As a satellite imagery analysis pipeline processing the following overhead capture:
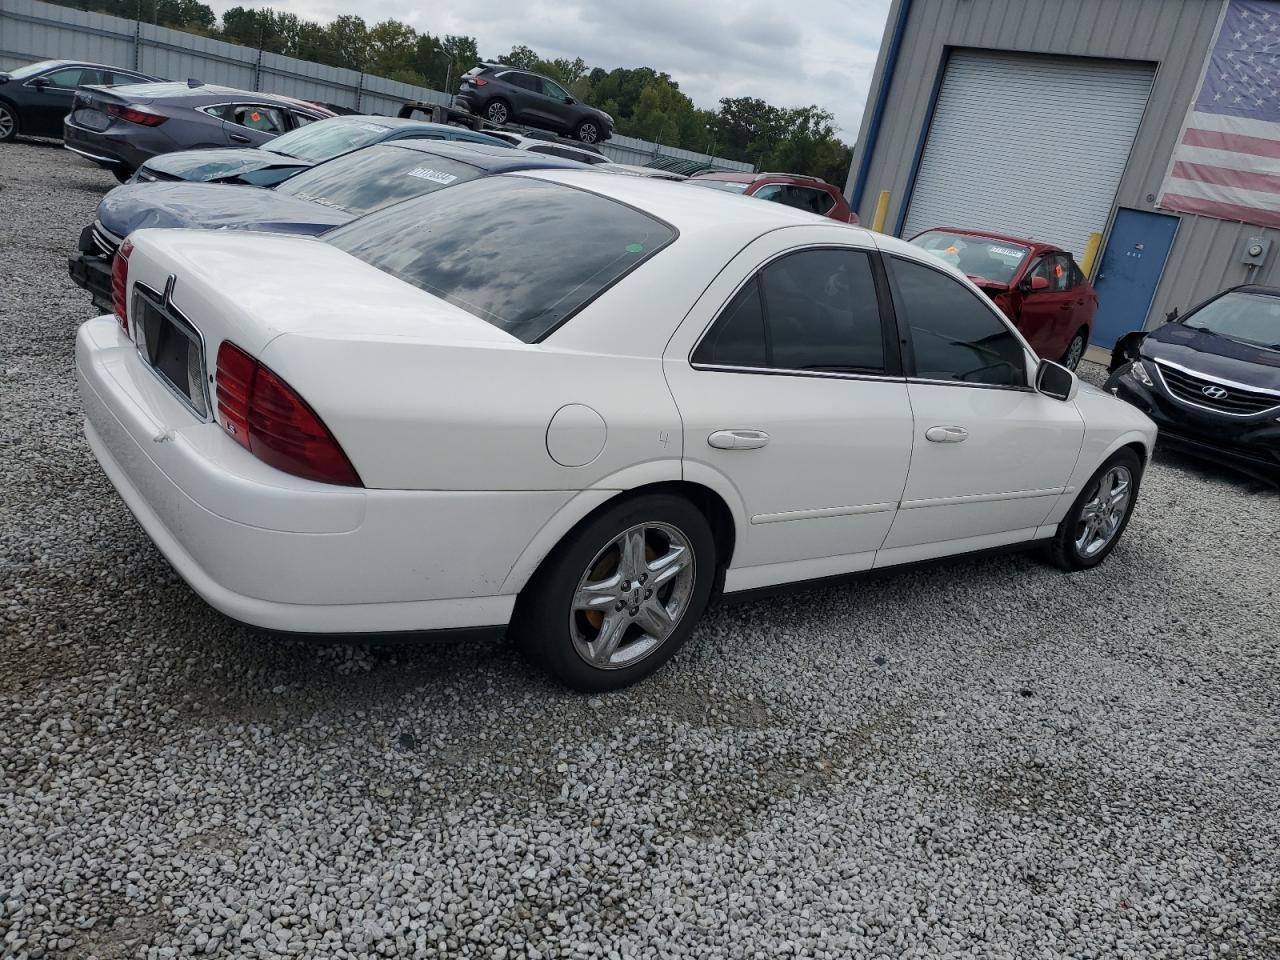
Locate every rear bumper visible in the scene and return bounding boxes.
[75,315,572,633]
[1106,370,1280,475]
[63,117,154,171]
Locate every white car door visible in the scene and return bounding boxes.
[663,231,915,593]
[876,253,1085,564]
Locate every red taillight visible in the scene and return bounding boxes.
[105,103,167,126]
[470,76,488,86]
[215,341,361,487]
[111,238,133,331]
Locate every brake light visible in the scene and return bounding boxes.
[111,238,133,331]
[105,103,166,126]
[215,341,361,487]
[470,77,488,86]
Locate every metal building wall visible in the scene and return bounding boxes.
[847,0,1276,331]
[0,0,751,170]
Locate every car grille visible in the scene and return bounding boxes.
[90,221,121,258]
[1154,361,1280,416]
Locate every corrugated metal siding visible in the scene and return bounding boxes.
[847,0,1276,330]
[0,0,750,171]
[902,51,1154,257]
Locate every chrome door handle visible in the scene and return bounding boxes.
[708,429,770,450]
[230,133,251,144]
[925,425,968,443]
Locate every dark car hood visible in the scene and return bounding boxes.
[1141,321,1280,391]
[144,148,313,183]
[97,182,353,238]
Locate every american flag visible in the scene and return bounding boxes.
[1159,0,1280,227]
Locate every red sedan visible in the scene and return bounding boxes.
[909,228,1097,370]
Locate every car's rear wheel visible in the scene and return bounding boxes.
[0,102,18,142]
[485,99,511,125]
[1061,328,1087,370]
[513,493,716,691]
[574,120,600,144]
[1043,448,1143,571]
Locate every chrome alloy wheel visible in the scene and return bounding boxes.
[0,105,15,140]
[578,122,599,143]
[1064,333,1085,370]
[486,101,509,124]
[1074,465,1132,558]
[569,521,696,670]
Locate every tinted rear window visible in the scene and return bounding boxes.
[327,177,676,342]
[276,144,481,216]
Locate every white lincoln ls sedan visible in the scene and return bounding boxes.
[76,170,1157,690]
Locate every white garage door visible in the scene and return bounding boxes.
[902,51,1155,259]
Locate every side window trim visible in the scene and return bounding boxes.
[883,253,1033,392]
[689,244,904,381]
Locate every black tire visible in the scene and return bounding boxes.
[0,101,18,142]
[1060,328,1088,371]
[512,493,716,692]
[111,166,133,184]
[484,99,511,125]
[1043,448,1143,571]
[574,119,601,144]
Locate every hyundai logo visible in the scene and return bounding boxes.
[1201,385,1229,400]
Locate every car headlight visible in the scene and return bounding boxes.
[1129,360,1154,387]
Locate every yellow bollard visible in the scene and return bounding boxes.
[1081,231,1103,276]
[870,190,890,233]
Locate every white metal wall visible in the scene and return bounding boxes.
[902,51,1155,258]
[0,0,751,170]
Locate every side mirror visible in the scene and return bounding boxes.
[1035,358,1078,402]
[1165,307,1179,322]
[30,76,49,89]
[564,96,575,104]
[1027,275,1050,292]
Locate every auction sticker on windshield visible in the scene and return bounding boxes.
[407,168,459,184]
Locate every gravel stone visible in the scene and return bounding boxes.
[1,139,1279,959]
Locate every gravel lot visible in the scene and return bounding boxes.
[2,138,1279,960]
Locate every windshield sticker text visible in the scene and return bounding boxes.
[406,167,458,184]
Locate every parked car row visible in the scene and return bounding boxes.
[53,107,1158,689]
[0,59,159,142]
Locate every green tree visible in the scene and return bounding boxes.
[325,14,369,69]
[366,19,418,78]
[496,44,540,69]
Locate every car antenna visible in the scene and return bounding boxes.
[186,78,204,88]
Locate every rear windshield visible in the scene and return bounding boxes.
[276,144,481,216]
[326,177,677,342]
[269,117,394,162]
[910,230,1030,285]
[689,179,749,194]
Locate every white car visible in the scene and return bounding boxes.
[76,169,1157,691]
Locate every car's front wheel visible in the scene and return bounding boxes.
[514,493,716,691]
[485,99,511,125]
[574,119,601,144]
[0,102,18,142]
[1044,448,1143,571]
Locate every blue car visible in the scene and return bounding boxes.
[69,140,578,309]
[131,114,513,186]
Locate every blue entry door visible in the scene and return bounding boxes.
[1090,208,1180,348]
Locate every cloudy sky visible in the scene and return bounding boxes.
[205,0,893,140]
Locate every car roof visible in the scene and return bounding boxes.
[689,171,831,186]
[108,83,332,111]
[383,140,581,171]
[514,168,860,234]
[912,226,1058,253]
